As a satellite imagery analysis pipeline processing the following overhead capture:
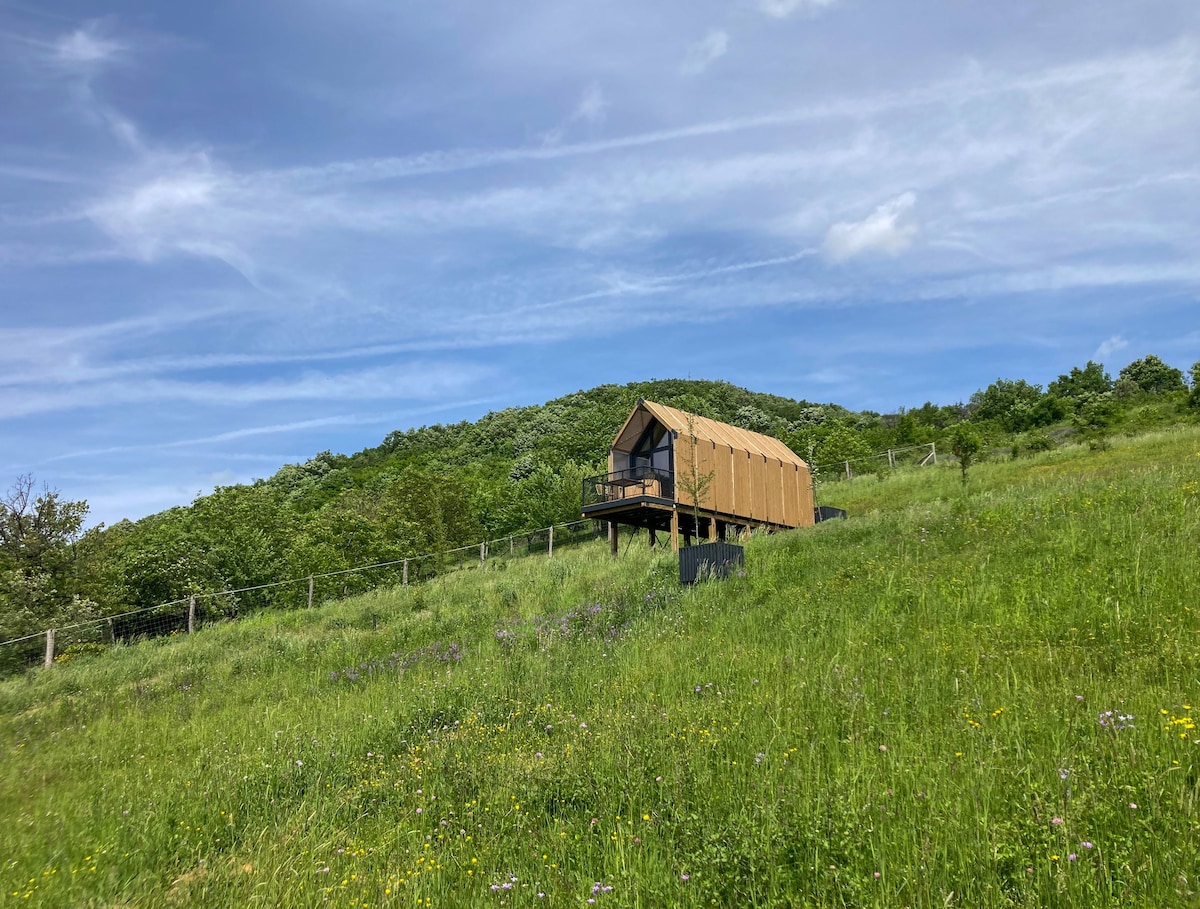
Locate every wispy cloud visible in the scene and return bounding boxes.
[573,81,608,124]
[54,23,125,67]
[681,29,729,76]
[759,0,839,19]
[824,192,918,262]
[1094,335,1129,360]
[0,362,493,420]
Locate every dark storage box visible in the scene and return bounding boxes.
[679,542,745,585]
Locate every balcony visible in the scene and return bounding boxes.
[582,466,675,512]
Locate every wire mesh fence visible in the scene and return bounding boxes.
[0,519,606,676]
[812,442,938,483]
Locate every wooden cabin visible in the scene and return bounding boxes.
[582,399,815,553]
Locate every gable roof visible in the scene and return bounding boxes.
[612,399,808,468]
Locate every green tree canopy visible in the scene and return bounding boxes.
[1048,361,1113,403]
[0,476,97,640]
[1118,355,1185,395]
[969,379,1045,431]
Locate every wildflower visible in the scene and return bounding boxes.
[1058,768,1069,780]
[1129,802,1137,809]
[680,873,690,881]
[873,871,881,879]
[1068,853,1077,862]
[1051,817,1063,826]
[1081,841,1094,849]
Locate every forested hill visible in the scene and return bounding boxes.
[3,359,1198,644]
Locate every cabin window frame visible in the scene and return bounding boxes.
[628,420,673,476]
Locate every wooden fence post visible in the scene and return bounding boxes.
[888,449,896,469]
[845,461,852,480]
[509,536,514,555]
[188,595,196,634]
[307,576,314,609]
[931,442,937,465]
[548,525,554,559]
[403,559,409,586]
[480,542,487,566]
[43,628,55,668]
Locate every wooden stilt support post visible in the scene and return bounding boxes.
[670,510,680,553]
[187,595,196,634]
[44,629,55,668]
[608,522,618,558]
[708,517,718,541]
[307,576,314,609]
[648,528,657,549]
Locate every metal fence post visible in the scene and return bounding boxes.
[43,628,55,668]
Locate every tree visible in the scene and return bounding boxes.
[1189,361,1200,410]
[1118,355,1185,395]
[0,476,97,641]
[678,416,716,542]
[969,379,1045,431]
[948,424,982,486]
[1048,361,1113,404]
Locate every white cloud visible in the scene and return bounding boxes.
[759,0,838,20]
[823,192,919,262]
[1094,335,1129,360]
[572,82,608,124]
[681,29,729,76]
[54,24,124,67]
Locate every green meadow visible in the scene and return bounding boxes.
[2,428,1199,908]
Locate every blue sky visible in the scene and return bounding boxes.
[2,0,1198,527]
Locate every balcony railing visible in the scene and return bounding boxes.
[582,467,675,509]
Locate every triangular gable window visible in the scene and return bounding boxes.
[630,420,672,474]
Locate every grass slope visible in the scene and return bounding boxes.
[2,429,1199,908]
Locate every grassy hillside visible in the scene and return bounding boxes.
[2,428,1199,907]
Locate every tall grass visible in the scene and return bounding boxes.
[2,430,1198,907]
